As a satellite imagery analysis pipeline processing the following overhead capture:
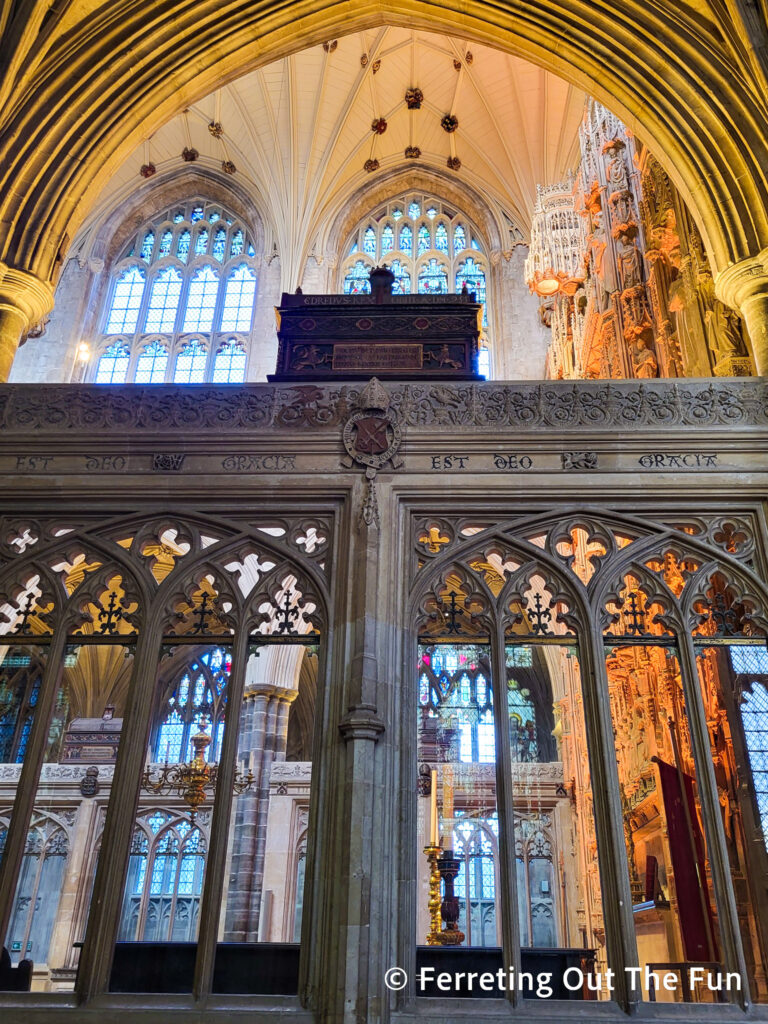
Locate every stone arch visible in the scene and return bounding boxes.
[322,166,510,264]
[1,1,767,371]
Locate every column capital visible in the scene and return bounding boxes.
[0,263,55,332]
[244,682,299,703]
[715,248,768,308]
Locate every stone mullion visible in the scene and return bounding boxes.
[491,628,523,1006]
[584,623,640,1010]
[0,629,66,947]
[74,625,162,1001]
[191,629,250,1001]
[330,488,385,1024]
[677,632,749,1006]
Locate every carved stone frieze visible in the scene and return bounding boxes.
[0,380,766,436]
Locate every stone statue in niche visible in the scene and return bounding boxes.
[632,338,659,378]
[697,273,748,361]
[618,243,643,290]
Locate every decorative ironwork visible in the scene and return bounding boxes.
[11,593,36,635]
[441,591,464,635]
[622,591,646,636]
[97,591,124,634]
[527,593,553,635]
[709,592,748,637]
[189,592,215,635]
[275,591,299,635]
[141,717,253,822]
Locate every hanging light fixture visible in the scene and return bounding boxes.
[141,716,254,822]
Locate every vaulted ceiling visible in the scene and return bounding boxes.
[85,27,587,274]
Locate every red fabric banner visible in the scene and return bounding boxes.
[654,757,718,962]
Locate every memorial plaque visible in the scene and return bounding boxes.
[333,343,423,371]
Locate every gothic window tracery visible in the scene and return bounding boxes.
[95,199,257,383]
[340,191,493,376]
[154,647,231,763]
[119,815,207,942]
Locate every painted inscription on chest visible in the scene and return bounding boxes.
[333,344,423,370]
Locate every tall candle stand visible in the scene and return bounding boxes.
[438,849,465,945]
[423,844,443,945]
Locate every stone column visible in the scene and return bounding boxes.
[0,264,55,381]
[223,683,298,941]
[716,251,768,375]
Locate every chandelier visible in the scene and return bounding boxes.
[524,178,585,297]
[141,717,254,822]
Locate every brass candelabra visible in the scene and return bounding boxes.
[141,716,254,822]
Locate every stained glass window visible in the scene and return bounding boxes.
[158,230,173,258]
[140,232,155,262]
[95,343,131,383]
[173,211,185,224]
[182,266,219,332]
[105,267,145,334]
[176,230,191,263]
[212,229,227,262]
[340,193,494,372]
[390,260,411,294]
[155,648,231,763]
[120,821,206,942]
[742,683,768,842]
[194,229,209,256]
[144,268,182,333]
[230,230,244,257]
[220,265,256,332]
[174,340,208,383]
[0,652,43,763]
[454,818,498,946]
[134,341,168,384]
[456,257,487,325]
[343,260,371,294]
[190,206,204,222]
[212,339,247,382]
[418,258,448,294]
